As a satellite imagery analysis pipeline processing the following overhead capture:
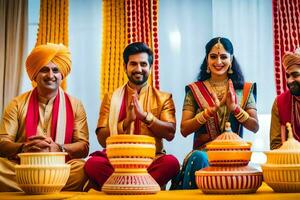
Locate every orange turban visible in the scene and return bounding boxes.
[282,48,300,70]
[25,43,71,80]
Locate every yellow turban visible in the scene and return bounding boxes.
[25,43,71,80]
[282,48,300,70]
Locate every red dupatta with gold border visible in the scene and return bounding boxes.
[188,82,220,138]
[188,81,255,149]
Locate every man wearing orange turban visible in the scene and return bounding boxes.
[0,43,89,192]
[26,43,72,81]
[270,48,300,149]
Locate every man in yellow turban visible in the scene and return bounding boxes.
[0,43,89,191]
[270,48,300,149]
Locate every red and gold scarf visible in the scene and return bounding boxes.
[25,88,74,144]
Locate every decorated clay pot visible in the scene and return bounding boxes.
[195,166,262,194]
[102,135,160,194]
[15,152,70,194]
[206,122,252,166]
[195,122,263,194]
[262,123,300,192]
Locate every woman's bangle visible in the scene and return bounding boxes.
[195,111,208,125]
[233,107,249,123]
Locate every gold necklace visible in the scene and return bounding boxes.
[208,78,228,101]
[209,78,228,87]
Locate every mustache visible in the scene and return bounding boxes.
[287,81,299,88]
[132,72,144,75]
[287,81,300,96]
[43,77,57,81]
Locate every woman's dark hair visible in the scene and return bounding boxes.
[123,42,153,66]
[197,37,245,89]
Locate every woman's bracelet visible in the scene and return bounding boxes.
[233,106,249,123]
[195,109,213,125]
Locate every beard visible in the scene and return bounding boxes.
[287,81,300,96]
[127,72,149,85]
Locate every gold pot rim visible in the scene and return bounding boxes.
[106,135,155,144]
[262,164,300,168]
[18,152,68,157]
[15,165,70,169]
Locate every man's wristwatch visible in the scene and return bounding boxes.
[144,112,154,125]
[57,144,66,152]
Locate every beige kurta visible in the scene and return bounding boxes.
[97,83,176,154]
[0,90,89,192]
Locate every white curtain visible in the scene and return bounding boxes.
[0,0,28,116]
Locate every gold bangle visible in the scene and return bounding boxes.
[195,111,207,125]
[203,109,212,119]
[234,108,249,123]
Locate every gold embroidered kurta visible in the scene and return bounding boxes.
[97,84,176,153]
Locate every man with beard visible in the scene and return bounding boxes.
[270,48,300,149]
[84,42,180,190]
[0,43,89,191]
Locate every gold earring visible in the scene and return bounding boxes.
[228,66,233,74]
[206,67,211,74]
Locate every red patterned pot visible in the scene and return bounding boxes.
[195,166,263,194]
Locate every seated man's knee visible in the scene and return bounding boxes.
[165,155,180,172]
[64,159,87,191]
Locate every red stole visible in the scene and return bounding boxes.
[25,88,74,144]
[277,91,300,141]
[188,81,254,149]
[188,82,220,136]
[118,88,140,134]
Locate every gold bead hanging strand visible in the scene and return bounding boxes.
[118,0,127,87]
[115,0,120,89]
[50,0,55,43]
[58,0,64,43]
[54,0,59,43]
[109,0,116,93]
[100,0,110,99]
[63,0,69,46]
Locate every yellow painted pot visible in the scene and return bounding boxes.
[102,135,160,194]
[205,122,252,166]
[262,123,300,192]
